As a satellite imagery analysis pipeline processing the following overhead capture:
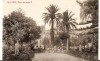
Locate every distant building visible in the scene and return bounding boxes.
[35,25,51,48]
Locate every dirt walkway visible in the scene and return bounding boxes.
[32,53,89,61]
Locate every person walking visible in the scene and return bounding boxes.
[15,41,20,55]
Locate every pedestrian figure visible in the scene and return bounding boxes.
[79,45,82,51]
[15,41,20,55]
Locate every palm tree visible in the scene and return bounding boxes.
[58,10,77,51]
[43,4,61,47]
[77,0,98,27]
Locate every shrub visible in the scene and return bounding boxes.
[3,46,34,61]
[66,50,98,61]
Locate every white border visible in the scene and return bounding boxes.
[0,0,99,60]
[98,0,100,60]
[0,0,3,60]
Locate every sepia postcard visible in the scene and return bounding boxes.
[3,0,98,61]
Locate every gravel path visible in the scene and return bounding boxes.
[32,53,89,61]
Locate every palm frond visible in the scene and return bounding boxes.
[64,10,68,16]
[46,4,59,14]
[55,13,63,19]
[79,0,98,25]
[69,20,78,25]
[49,19,53,26]
[62,10,77,31]
[70,22,77,29]
[72,21,78,25]
[63,11,69,22]
[70,18,76,21]
[43,13,51,24]
[43,13,49,15]
[69,13,75,19]
[76,0,83,7]
[80,10,91,22]
[68,11,72,16]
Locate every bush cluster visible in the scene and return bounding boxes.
[3,45,34,61]
[67,50,98,61]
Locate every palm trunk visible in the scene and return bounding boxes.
[66,38,69,51]
[66,27,69,51]
[50,19,54,47]
[66,37,70,51]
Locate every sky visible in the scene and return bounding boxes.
[3,0,91,30]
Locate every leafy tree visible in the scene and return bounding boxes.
[3,9,41,46]
[43,4,61,46]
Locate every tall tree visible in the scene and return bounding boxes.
[43,4,60,46]
[77,0,98,28]
[58,10,77,51]
[3,9,41,46]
